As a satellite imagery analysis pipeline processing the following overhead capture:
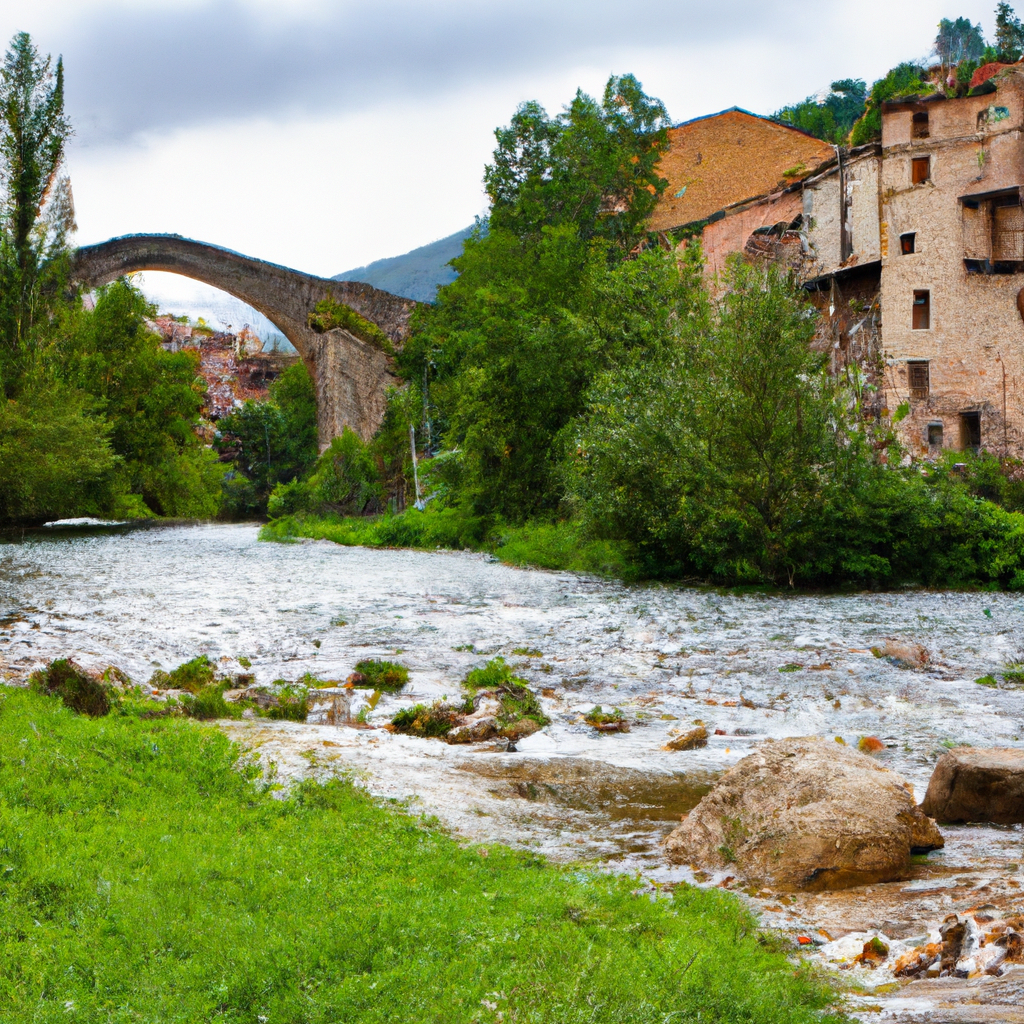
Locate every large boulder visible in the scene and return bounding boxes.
[920,747,1024,825]
[664,737,944,891]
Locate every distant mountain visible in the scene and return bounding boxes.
[333,225,475,303]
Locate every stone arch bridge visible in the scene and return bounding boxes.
[72,234,416,447]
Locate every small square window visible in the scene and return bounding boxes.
[908,360,929,399]
[912,111,929,139]
[912,290,930,330]
[900,232,916,255]
[912,156,931,184]
[927,422,943,446]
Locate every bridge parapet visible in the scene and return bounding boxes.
[72,234,416,445]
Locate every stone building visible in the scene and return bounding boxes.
[878,70,1024,459]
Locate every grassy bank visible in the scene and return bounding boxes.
[261,510,640,578]
[0,686,842,1022]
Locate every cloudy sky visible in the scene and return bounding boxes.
[0,0,1004,282]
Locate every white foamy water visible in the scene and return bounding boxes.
[2,522,1023,1020]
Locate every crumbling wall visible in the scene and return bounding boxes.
[698,191,803,283]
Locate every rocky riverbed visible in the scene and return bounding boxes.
[2,521,1022,1022]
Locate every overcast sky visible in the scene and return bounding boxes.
[0,0,1004,280]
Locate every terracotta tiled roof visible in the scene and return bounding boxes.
[970,62,1013,89]
[649,107,835,232]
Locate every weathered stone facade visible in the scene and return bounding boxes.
[879,73,1024,459]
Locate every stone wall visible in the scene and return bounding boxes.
[879,73,1024,459]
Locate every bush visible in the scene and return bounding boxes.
[267,429,383,519]
[180,683,239,721]
[149,655,218,693]
[390,700,467,737]
[28,658,110,716]
[352,660,409,692]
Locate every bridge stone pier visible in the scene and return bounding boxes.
[72,234,416,447]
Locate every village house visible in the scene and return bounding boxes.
[878,67,1024,459]
[655,73,1024,460]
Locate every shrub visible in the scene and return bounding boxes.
[352,659,409,692]
[180,683,239,721]
[390,700,466,737]
[149,655,218,693]
[28,658,110,716]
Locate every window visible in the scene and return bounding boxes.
[908,360,930,399]
[927,422,943,447]
[962,192,1024,271]
[911,156,931,184]
[912,111,929,139]
[912,290,930,330]
[960,411,981,450]
[900,232,916,255]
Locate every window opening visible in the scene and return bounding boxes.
[912,290,930,330]
[927,422,943,447]
[962,190,1024,272]
[912,111,929,139]
[959,410,981,451]
[908,360,929,399]
[911,156,931,184]
[900,232,916,255]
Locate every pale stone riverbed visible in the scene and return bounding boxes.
[2,521,1023,1022]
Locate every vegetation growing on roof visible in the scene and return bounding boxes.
[307,297,393,354]
[849,63,934,146]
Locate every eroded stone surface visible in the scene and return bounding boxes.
[921,748,1024,825]
[664,737,944,890]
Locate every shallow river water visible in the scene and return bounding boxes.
[2,522,1023,1022]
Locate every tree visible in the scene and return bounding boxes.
[484,74,671,251]
[996,2,1024,62]
[935,17,986,68]
[849,63,931,145]
[0,32,73,396]
[772,80,866,144]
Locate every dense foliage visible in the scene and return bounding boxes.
[0,686,843,1022]
[0,34,223,525]
[216,360,319,517]
[772,80,866,144]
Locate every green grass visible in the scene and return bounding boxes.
[352,659,409,692]
[0,686,842,1023]
[260,510,638,579]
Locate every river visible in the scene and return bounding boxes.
[2,521,1023,1022]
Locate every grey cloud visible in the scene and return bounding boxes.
[34,0,810,144]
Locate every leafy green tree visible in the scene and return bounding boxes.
[65,280,222,517]
[0,384,116,523]
[772,80,866,144]
[936,17,986,67]
[996,2,1024,62]
[216,360,319,516]
[0,32,73,396]
[484,74,670,250]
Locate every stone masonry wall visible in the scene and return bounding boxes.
[880,73,1024,459]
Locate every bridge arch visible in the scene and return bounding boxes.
[72,234,415,445]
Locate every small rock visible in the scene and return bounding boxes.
[873,639,929,669]
[858,736,885,755]
[855,936,890,967]
[921,747,1024,825]
[446,717,500,744]
[665,726,708,751]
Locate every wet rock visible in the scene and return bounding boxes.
[893,942,941,977]
[665,726,708,751]
[854,936,890,967]
[306,689,351,726]
[872,639,930,669]
[663,737,944,891]
[920,747,1024,825]
[858,736,885,755]
[447,717,500,744]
